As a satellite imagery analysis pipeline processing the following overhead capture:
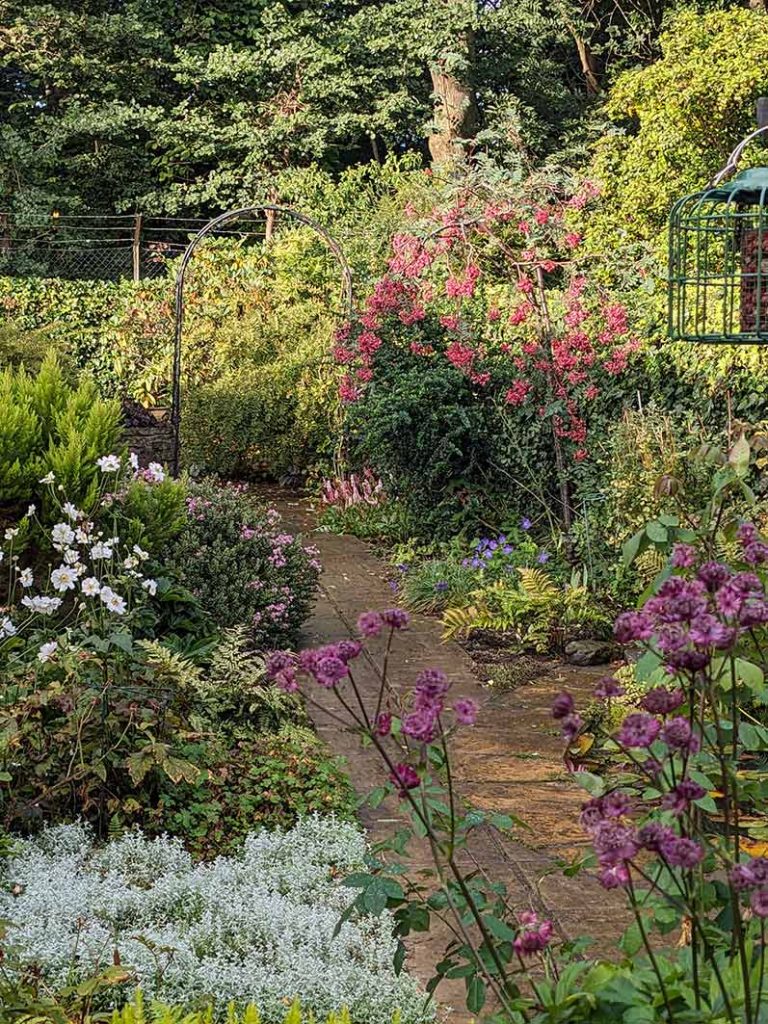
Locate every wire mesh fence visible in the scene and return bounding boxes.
[0,212,281,281]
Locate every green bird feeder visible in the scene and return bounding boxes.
[669,100,768,343]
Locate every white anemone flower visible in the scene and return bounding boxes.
[4,528,19,541]
[51,566,77,592]
[51,523,75,549]
[129,452,140,471]
[19,568,33,588]
[63,549,79,565]
[132,545,149,562]
[101,589,127,615]
[80,577,100,597]
[90,542,113,560]
[27,504,36,517]
[22,595,62,616]
[146,462,165,483]
[123,556,138,570]
[141,578,158,597]
[96,454,121,473]
[37,641,58,663]
[1,617,16,637]
[62,502,82,521]
[38,471,55,485]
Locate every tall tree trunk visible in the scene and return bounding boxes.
[428,32,478,167]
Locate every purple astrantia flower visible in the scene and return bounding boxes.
[594,676,625,699]
[274,668,299,693]
[601,790,633,819]
[592,819,639,865]
[617,712,661,749]
[390,762,420,795]
[403,708,439,742]
[697,561,732,592]
[382,608,410,630]
[357,611,383,637]
[730,863,756,891]
[670,543,697,569]
[660,716,694,750]
[662,836,704,869]
[744,541,768,566]
[638,823,676,852]
[598,863,630,889]
[513,911,553,955]
[751,889,768,918]
[614,611,654,644]
[414,668,449,704]
[730,857,768,890]
[739,597,768,628]
[453,697,478,725]
[314,656,348,687]
[266,651,294,678]
[551,691,574,719]
[662,779,706,815]
[737,521,760,546]
[580,799,604,831]
[688,615,736,649]
[641,687,685,715]
[336,639,363,662]
[561,713,582,742]
[374,712,392,737]
[520,518,532,531]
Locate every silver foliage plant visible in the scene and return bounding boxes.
[0,816,431,1024]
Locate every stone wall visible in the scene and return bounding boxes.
[124,423,176,469]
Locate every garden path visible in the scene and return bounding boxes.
[272,490,630,1022]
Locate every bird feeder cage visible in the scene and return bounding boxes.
[668,101,768,343]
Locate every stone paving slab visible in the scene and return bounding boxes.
[271,491,630,1022]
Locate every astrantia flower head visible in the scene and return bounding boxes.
[662,836,703,869]
[594,676,625,699]
[381,608,410,630]
[660,716,694,750]
[266,651,294,679]
[551,692,574,719]
[453,698,477,725]
[614,611,654,644]
[641,687,685,715]
[513,912,554,955]
[617,712,660,749]
[390,762,419,795]
[357,611,383,637]
[670,543,696,569]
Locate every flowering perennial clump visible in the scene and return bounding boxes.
[552,520,768,1018]
[267,611,553,1018]
[163,480,321,649]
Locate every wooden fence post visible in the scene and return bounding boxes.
[132,213,143,281]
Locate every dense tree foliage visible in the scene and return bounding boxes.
[1,0,741,218]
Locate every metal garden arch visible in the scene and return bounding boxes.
[170,204,354,475]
